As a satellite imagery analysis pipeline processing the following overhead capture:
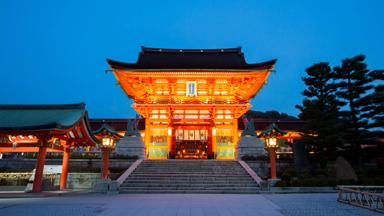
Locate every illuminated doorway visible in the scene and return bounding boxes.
[175,128,209,159]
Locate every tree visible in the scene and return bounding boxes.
[366,70,384,133]
[296,62,344,167]
[333,55,375,163]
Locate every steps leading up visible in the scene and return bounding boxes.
[119,160,260,194]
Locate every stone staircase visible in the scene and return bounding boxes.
[119,160,260,193]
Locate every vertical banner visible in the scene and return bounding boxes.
[148,128,168,158]
[189,130,195,140]
[216,128,235,159]
[194,129,200,140]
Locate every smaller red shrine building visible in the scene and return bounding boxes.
[0,103,99,192]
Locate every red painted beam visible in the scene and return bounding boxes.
[0,147,62,153]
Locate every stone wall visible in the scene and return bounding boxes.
[0,159,135,171]
[66,173,100,189]
[0,159,136,190]
[0,172,31,186]
[0,172,101,190]
[245,161,292,179]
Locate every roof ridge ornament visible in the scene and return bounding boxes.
[140,46,243,53]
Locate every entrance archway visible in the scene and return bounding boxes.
[171,126,213,159]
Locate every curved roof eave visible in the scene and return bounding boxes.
[106,58,277,71]
[0,103,86,132]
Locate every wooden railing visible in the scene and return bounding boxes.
[337,185,384,213]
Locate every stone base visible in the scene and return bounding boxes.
[93,179,119,194]
[268,178,281,187]
[115,136,145,159]
[237,135,267,159]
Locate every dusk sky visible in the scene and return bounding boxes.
[1,0,383,118]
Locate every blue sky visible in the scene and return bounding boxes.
[1,0,383,118]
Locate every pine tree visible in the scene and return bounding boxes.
[296,62,344,167]
[333,55,375,164]
[364,70,384,136]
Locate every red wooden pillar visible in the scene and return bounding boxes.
[171,128,176,156]
[32,144,47,193]
[60,147,70,190]
[269,148,277,179]
[207,127,213,155]
[101,148,110,179]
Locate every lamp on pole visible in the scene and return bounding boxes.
[93,123,122,180]
[259,123,287,180]
[101,136,116,179]
[265,134,278,179]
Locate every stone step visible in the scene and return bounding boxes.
[131,173,248,175]
[120,189,259,193]
[119,190,259,194]
[119,160,259,194]
[129,175,250,178]
[120,184,258,187]
[136,169,243,170]
[123,179,254,183]
[139,165,242,166]
[121,186,258,190]
[125,179,253,183]
[130,173,249,176]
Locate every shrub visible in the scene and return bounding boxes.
[274,180,287,187]
[241,155,257,161]
[280,168,298,182]
[256,155,269,161]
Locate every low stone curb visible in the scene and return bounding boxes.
[0,190,92,198]
[260,186,337,194]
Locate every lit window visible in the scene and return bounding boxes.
[159,115,167,119]
[155,79,168,84]
[186,81,197,96]
[185,110,198,114]
[185,115,198,119]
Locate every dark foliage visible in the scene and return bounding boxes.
[334,55,374,146]
[297,55,383,167]
[296,62,344,167]
[363,70,384,136]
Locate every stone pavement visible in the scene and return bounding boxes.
[0,193,380,216]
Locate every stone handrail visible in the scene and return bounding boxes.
[238,160,263,185]
[116,159,143,187]
[337,185,384,213]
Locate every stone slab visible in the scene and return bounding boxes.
[237,135,267,159]
[115,136,145,159]
[0,193,379,216]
